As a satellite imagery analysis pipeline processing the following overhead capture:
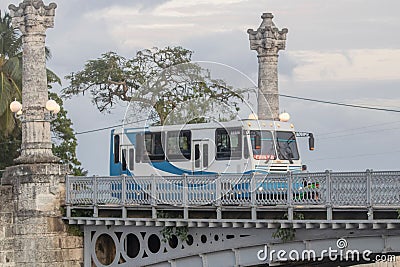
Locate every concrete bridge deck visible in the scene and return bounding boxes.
[63,171,400,267]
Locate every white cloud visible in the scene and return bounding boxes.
[79,0,263,49]
[287,49,400,82]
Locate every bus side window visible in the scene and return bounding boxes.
[195,144,200,168]
[243,135,249,159]
[215,128,242,160]
[216,129,230,160]
[129,148,134,170]
[114,135,120,163]
[144,132,165,161]
[203,144,208,168]
[166,130,191,161]
[136,134,143,163]
[122,149,127,171]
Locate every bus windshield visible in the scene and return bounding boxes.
[250,131,276,160]
[276,131,299,161]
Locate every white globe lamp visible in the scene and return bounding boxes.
[45,99,58,112]
[279,112,290,122]
[10,100,22,113]
[53,103,61,114]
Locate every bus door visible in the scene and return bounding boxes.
[192,140,209,174]
[120,144,135,173]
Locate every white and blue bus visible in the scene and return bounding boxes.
[109,118,314,176]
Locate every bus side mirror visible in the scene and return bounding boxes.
[308,133,315,151]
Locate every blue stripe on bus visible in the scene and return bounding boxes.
[150,161,216,175]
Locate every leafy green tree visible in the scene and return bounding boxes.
[0,12,22,135]
[63,47,246,125]
[0,127,20,171]
[0,11,85,176]
[49,92,86,176]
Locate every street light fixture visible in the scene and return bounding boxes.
[10,99,60,121]
[9,99,22,113]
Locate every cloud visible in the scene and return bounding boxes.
[286,49,400,82]
[278,54,298,78]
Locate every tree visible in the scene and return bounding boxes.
[63,47,246,125]
[49,92,86,176]
[0,11,85,176]
[0,12,22,135]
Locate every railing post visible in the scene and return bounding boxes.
[216,173,222,220]
[122,175,127,219]
[183,173,188,219]
[66,206,71,218]
[65,175,70,205]
[326,170,332,221]
[287,171,293,221]
[93,176,98,218]
[366,169,373,220]
[366,169,372,206]
[151,174,157,219]
[251,173,257,220]
[65,175,72,217]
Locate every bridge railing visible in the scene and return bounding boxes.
[65,170,400,208]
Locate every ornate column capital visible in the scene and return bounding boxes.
[9,0,56,35]
[247,12,288,56]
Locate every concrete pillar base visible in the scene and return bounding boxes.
[0,163,84,266]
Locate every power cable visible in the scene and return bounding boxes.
[280,94,400,113]
[4,94,398,137]
[316,120,400,137]
[75,117,154,135]
[311,149,400,162]
[318,126,400,140]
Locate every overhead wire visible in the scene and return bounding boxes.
[311,149,400,162]
[316,120,400,137]
[279,94,400,113]
[75,116,155,135]
[70,94,400,136]
[2,94,398,137]
[318,125,400,140]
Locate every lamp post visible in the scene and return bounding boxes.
[8,0,59,164]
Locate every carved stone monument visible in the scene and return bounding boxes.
[248,13,288,121]
[0,1,83,266]
[9,0,59,164]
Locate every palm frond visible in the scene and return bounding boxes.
[47,68,61,85]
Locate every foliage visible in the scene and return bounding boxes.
[272,212,304,242]
[71,209,93,218]
[49,92,86,176]
[66,225,83,237]
[157,211,189,242]
[63,47,246,125]
[0,12,22,136]
[0,126,20,171]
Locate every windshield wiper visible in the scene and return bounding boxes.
[277,144,293,164]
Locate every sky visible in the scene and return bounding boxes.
[3,0,400,175]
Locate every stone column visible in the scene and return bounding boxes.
[0,1,83,266]
[248,13,288,121]
[9,0,58,164]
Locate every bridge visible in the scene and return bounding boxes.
[64,170,400,267]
